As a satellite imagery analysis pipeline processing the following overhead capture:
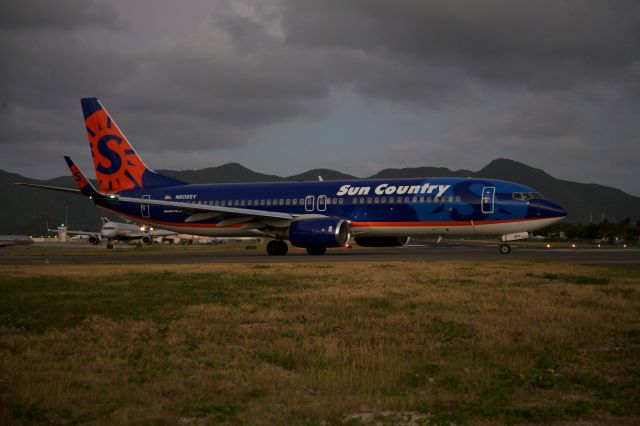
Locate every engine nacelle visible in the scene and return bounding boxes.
[354,236,410,247]
[88,235,100,245]
[288,217,351,248]
[141,235,153,246]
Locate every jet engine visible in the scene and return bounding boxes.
[141,235,153,245]
[354,236,410,247]
[88,235,100,245]
[288,217,351,248]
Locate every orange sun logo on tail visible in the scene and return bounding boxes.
[83,106,148,193]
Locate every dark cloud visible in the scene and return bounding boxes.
[0,0,638,195]
[0,0,124,31]
[281,0,640,91]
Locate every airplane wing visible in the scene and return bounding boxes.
[119,229,177,239]
[19,157,299,227]
[115,195,296,223]
[148,229,178,237]
[49,228,100,237]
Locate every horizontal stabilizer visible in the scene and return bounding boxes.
[15,182,81,195]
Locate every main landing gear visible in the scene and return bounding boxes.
[499,244,512,255]
[266,240,288,256]
[306,247,326,256]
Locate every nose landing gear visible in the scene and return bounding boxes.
[499,244,511,255]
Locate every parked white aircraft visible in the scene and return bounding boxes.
[50,217,175,249]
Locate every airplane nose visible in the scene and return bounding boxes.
[527,199,567,219]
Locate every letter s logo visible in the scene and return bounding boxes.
[96,134,123,175]
[337,185,350,196]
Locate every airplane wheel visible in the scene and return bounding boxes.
[306,246,326,255]
[499,244,511,255]
[267,240,288,256]
[106,243,114,249]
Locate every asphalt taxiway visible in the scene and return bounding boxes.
[1,243,639,266]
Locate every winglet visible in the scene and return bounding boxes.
[64,156,102,198]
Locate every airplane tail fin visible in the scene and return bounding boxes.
[64,156,102,198]
[81,98,185,193]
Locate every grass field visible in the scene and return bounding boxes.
[1,261,639,425]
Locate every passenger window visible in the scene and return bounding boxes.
[419,196,425,203]
[305,195,314,211]
[404,196,410,203]
[434,197,439,203]
[285,199,290,205]
[292,199,298,206]
[318,194,327,211]
[367,197,372,204]
[389,197,395,204]
[427,196,432,203]
[221,200,226,206]
[338,198,344,205]
[332,197,337,204]
[241,200,246,206]
[412,196,417,203]
[448,196,454,203]
[279,199,284,206]
[352,198,358,204]
[266,200,272,206]
[360,197,366,204]
[374,197,380,204]
[381,196,387,203]
[455,195,461,202]
[397,196,403,203]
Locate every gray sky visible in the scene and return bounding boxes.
[1,0,639,195]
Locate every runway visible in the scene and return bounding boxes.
[1,242,639,266]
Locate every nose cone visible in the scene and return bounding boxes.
[102,230,118,238]
[527,199,568,219]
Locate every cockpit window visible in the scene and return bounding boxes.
[512,192,543,200]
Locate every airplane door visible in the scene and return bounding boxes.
[317,195,327,212]
[481,187,495,214]
[141,194,151,218]
[305,195,315,212]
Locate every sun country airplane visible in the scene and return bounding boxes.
[18,98,567,255]
[50,217,175,249]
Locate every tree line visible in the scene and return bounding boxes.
[544,219,640,243]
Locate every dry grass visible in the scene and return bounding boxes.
[1,261,639,425]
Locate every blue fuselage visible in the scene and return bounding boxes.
[95,177,567,238]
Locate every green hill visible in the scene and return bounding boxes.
[3,159,638,234]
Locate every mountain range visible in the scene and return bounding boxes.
[2,159,638,235]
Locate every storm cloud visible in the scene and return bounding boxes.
[0,0,638,194]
